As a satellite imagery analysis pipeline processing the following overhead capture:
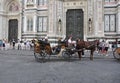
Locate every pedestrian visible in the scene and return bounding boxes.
[18,39,21,50]
[101,40,106,55]
[104,40,109,56]
[2,39,6,50]
[26,41,31,50]
[112,42,115,51]
[98,40,103,55]
[12,39,15,49]
[24,40,27,50]
[68,36,73,47]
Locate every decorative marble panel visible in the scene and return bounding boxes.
[43,17,47,31]
[38,17,42,31]
[110,15,115,31]
[105,15,109,31]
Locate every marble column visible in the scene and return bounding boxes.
[117,12,120,33]
[33,15,37,32]
[87,0,94,34]
[23,16,27,32]
[93,0,104,37]
[48,0,54,34]
[56,0,63,37]
[0,16,3,39]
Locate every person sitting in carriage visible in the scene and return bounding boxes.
[68,36,76,48]
[52,37,63,54]
[44,36,49,43]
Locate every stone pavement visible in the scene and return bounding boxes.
[0,49,120,83]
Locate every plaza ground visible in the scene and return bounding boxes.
[0,49,120,83]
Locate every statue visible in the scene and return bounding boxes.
[88,18,92,32]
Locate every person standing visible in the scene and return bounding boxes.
[112,42,116,51]
[12,39,15,49]
[18,39,21,50]
[98,40,104,55]
[104,40,109,56]
[68,36,72,47]
[2,39,6,50]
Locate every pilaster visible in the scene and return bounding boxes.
[48,0,55,35]
[56,0,63,37]
[87,0,94,35]
[33,15,37,32]
[93,0,104,37]
[117,10,120,33]
[23,16,27,32]
[0,16,3,39]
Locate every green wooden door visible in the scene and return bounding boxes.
[66,9,84,40]
[8,19,18,42]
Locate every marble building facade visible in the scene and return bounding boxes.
[0,0,120,43]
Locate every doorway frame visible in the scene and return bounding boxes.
[66,9,84,39]
[63,5,88,40]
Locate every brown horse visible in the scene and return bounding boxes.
[76,39,99,60]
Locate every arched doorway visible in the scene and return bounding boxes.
[66,9,84,39]
[8,19,18,42]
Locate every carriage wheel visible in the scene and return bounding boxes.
[34,51,46,62]
[34,52,41,61]
[62,50,71,59]
[113,48,120,60]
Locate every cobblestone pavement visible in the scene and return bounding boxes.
[0,49,120,83]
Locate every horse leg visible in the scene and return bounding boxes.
[78,51,82,60]
[90,50,94,60]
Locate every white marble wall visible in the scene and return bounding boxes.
[117,10,120,33]
[104,0,120,36]
[0,16,3,39]
[63,0,88,40]
[87,0,93,33]
[93,0,104,37]
[48,0,55,34]
[1,0,120,42]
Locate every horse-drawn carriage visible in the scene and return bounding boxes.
[34,38,120,62]
[33,38,99,62]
